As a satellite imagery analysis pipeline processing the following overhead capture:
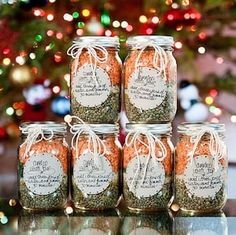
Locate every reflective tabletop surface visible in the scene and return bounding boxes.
[1,199,236,234]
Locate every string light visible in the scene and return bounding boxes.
[152,16,159,24]
[205,96,214,105]
[53,86,60,94]
[126,25,133,32]
[49,0,56,2]
[63,13,73,22]
[182,0,189,6]
[56,32,63,39]
[0,216,8,225]
[47,30,54,37]
[211,117,219,123]
[47,14,54,21]
[175,41,182,49]
[76,29,84,36]
[72,12,79,18]
[209,89,218,97]
[146,28,153,35]
[65,206,73,215]
[3,58,11,66]
[77,22,85,28]
[171,3,179,9]
[139,15,147,23]
[6,107,14,116]
[82,9,90,17]
[112,20,120,28]
[216,57,224,64]
[176,25,183,31]
[15,56,25,65]
[198,46,206,54]
[198,32,206,40]
[3,48,10,55]
[35,34,43,42]
[105,30,112,36]
[231,115,236,123]
[121,21,128,28]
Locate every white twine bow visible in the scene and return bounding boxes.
[20,126,54,160]
[125,129,167,196]
[67,116,107,170]
[133,40,169,81]
[188,127,226,171]
[67,41,109,86]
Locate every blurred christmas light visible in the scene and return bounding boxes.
[198,46,206,54]
[209,89,218,97]
[205,96,214,105]
[47,14,54,21]
[198,32,206,40]
[33,9,42,16]
[3,58,11,66]
[45,43,55,51]
[49,0,56,2]
[211,117,219,123]
[139,15,147,23]
[165,0,173,5]
[65,206,73,215]
[77,22,85,28]
[167,14,174,20]
[15,56,25,65]
[3,48,10,55]
[152,16,159,24]
[172,3,179,9]
[182,0,189,6]
[76,29,84,36]
[184,13,190,20]
[112,20,120,28]
[231,115,236,123]
[105,30,112,36]
[101,10,111,26]
[175,41,182,49]
[63,13,73,22]
[47,30,54,36]
[72,12,79,18]
[35,34,43,42]
[213,107,222,116]
[54,52,62,62]
[13,101,25,110]
[82,9,90,17]
[146,28,153,35]
[0,212,4,218]
[0,216,8,225]
[6,107,14,116]
[176,25,183,31]
[216,57,224,64]
[121,21,128,28]
[126,25,133,32]
[52,86,60,94]
[16,109,23,116]
[56,32,63,39]
[209,105,216,113]
[0,69,3,75]
[29,53,36,59]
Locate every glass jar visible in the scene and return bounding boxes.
[69,122,121,210]
[123,123,174,211]
[175,122,227,213]
[124,36,177,123]
[67,36,122,124]
[18,122,69,210]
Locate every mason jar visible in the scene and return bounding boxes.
[124,36,177,123]
[67,36,122,124]
[18,122,69,210]
[123,123,174,211]
[69,122,121,210]
[175,122,227,213]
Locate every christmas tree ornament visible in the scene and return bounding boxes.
[9,65,33,87]
[51,96,70,117]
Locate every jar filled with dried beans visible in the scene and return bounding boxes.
[66,116,121,210]
[18,122,69,210]
[67,36,122,124]
[175,123,227,213]
[123,123,174,211]
[124,36,177,123]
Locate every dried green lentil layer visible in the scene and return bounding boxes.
[72,175,120,209]
[19,176,68,210]
[125,81,176,123]
[71,85,120,123]
[121,213,172,235]
[175,179,226,212]
[123,176,172,210]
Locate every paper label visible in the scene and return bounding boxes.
[129,227,160,235]
[183,155,225,198]
[126,156,165,198]
[127,67,166,110]
[23,153,63,196]
[78,228,106,235]
[74,152,113,195]
[72,64,111,107]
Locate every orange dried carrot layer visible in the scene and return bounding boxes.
[175,135,227,175]
[123,136,173,175]
[71,136,120,173]
[19,139,68,174]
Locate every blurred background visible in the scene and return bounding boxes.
[0,0,236,198]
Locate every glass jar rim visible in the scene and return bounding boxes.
[126,35,174,47]
[73,36,120,48]
[20,121,67,134]
[126,123,172,134]
[177,122,225,134]
[71,123,119,134]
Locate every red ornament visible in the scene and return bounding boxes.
[23,102,47,121]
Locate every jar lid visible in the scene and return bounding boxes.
[126,123,172,134]
[71,124,119,134]
[20,122,67,134]
[73,36,120,48]
[127,35,174,47]
[178,122,225,134]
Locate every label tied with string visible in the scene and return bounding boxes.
[127,41,169,110]
[67,116,113,196]
[125,129,167,198]
[183,127,227,198]
[67,41,111,107]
